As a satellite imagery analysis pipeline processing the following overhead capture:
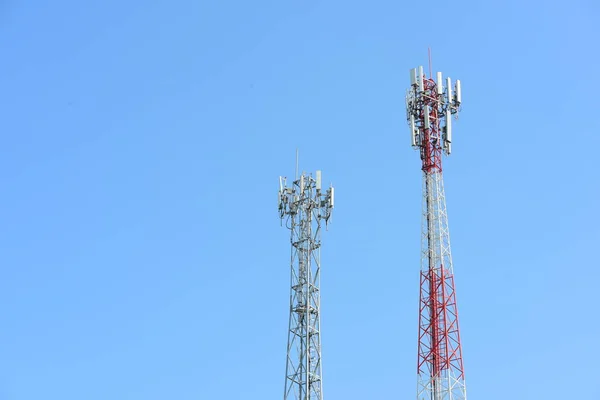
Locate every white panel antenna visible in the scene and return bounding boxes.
[455,79,462,104]
[316,170,322,191]
[445,110,452,143]
[424,106,430,130]
[437,72,443,95]
[278,177,283,209]
[446,77,452,104]
[410,114,416,146]
[330,187,334,208]
[410,68,417,86]
[418,66,424,92]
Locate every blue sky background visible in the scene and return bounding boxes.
[1,1,599,399]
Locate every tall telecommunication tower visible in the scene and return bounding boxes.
[405,64,466,400]
[278,167,334,400]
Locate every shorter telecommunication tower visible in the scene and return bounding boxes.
[278,167,334,400]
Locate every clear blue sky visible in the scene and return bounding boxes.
[1,1,599,399]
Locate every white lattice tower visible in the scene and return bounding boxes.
[278,169,334,400]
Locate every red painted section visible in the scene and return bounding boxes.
[420,78,443,174]
[417,264,465,380]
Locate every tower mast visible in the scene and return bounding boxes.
[278,167,334,400]
[406,64,466,400]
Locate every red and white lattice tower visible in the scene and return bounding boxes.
[405,64,466,400]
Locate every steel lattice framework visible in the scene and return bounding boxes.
[406,65,466,400]
[278,169,334,400]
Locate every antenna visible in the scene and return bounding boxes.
[437,72,443,95]
[410,114,416,147]
[316,170,322,191]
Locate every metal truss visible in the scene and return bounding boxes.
[417,171,466,400]
[278,171,333,400]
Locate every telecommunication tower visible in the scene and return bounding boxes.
[278,167,334,400]
[405,64,466,400]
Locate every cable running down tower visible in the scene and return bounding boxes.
[406,64,466,400]
[278,168,334,400]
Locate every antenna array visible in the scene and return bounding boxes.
[406,66,461,157]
